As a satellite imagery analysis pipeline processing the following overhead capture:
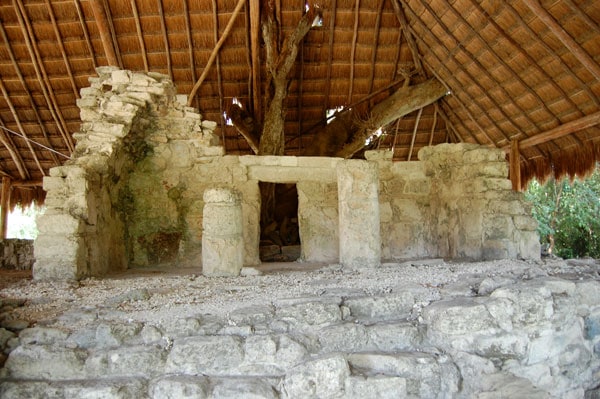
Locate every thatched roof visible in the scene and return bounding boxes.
[0,0,599,204]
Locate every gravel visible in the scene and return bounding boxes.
[0,257,598,332]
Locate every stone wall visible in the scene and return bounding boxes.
[34,68,540,280]
[0,240,34,270]
[1,265,599,398]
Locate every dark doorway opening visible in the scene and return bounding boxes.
[260,183,300,262]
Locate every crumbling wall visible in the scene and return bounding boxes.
[419,143,540,260]
[0,240,34,270]
[34,68,540,280]
[368,151,433,260]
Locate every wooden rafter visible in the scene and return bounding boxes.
[0,79,45,177]
[440,0,559,130]
[504,111,600,151]
[391,0,424,76]
[367,0,385,96]
[468,0,580,114]
[187,0,246,106]
[45,0,78,99]
[74,0,97,69]
[0,22,60,166]
[564,0,600,37]
[0,122,28,181]
[324,0,336,109]
[503,2,599,108]
[407,107,423,161]
[429,103,438,146]
[90,0,119,67]
[347,0,360,103]
[157,0,172,79]
[211,0,226,146]
[13,0,74,153]
[523,0,600,82]
[401,10,494,145]
[415,0,522,144]
[131,0,149,71]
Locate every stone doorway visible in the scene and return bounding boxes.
[260,183,301,262]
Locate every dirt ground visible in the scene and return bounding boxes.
[0,257,598,332]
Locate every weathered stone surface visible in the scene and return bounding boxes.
[282,354,350,399]
[318,323,369,352]
[423,297,498,336]
[0,379,147,399]
[18,327,68,346]
[345,375,408,399]
[240,334,308,375]
[165,335,244,375]
[211,378,278,399]
[5,345,87,380]
[475,372,551,399]
[366,321,423,351]
[149,375,209,399]
[276,300,342,328]
[344,292,414,321]
[347,352,459,398]
[85,344,166,378]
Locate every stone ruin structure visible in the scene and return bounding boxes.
[3,69,599,398]
[33,67,540,280]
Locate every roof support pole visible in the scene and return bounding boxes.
[1,177,11,239]
[90,0,119,66]
[510,139,522,191]
[249,0,262,124]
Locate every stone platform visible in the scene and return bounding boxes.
[0,259,599,398]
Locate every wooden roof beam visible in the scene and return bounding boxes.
[347,0,361,103]
[0,22,60,166]
[157,0,172,79]
[523,0,600,82]
[324,0,337,109]
[212,0,226,146]
[0,122,29,181]
[13,0,74,153]
[0,79,45,177]
[400,7,494,145]
[367,0,385,96]
[188,0,246,106]
[74,0,97,69]
[503,3,598,108]
[90,0,119,67]
[130,0,148,71]
[503,111,600,151]
[45,0,79,99]
[391,0,424,77]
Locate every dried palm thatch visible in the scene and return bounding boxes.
[0,0,597,208]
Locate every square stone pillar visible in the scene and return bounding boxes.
[337,160,381,269]
[202,188,244,277]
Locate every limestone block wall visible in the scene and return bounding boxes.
[368,151,433,260]
[34,68,540,280]
[419,143,540,260]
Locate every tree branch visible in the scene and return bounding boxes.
[334,79,447,158]
[228,103,260,154]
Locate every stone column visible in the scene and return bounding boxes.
[202,188,244,277]
[337,160,381,269]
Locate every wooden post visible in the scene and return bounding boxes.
[510,139,522,191]
[1,177,11,239]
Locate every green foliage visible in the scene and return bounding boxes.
[525,164,600,258]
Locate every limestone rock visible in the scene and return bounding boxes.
[211,378,278,399]
[165,335,244,376]
[282,354,350,399]
[149,375,209,399]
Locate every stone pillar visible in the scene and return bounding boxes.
[202,188,244,277]
[337,160,381,269]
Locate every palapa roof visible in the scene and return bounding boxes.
[0,0,599,206]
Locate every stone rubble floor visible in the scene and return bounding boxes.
[0,257,597,331]
[0,257,599,398]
